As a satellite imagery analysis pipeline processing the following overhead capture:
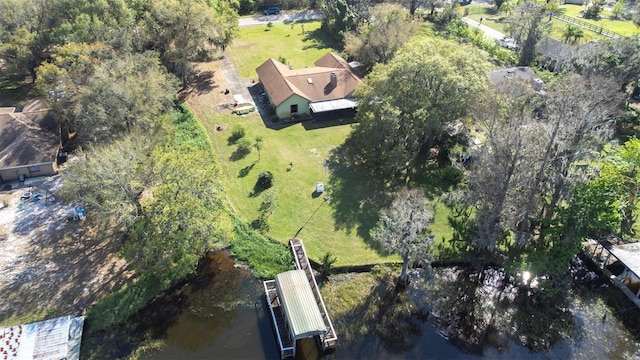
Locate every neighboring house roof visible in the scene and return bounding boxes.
[256,52,361,107]
[0,101,59,168]
[488,66,544,91]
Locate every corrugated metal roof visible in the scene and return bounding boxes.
[275,270,327,340]
[0,315,84,360]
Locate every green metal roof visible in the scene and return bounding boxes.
[275,270,327,340]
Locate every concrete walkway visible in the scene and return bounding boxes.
[462,17,507,41]
[219,53,254,106]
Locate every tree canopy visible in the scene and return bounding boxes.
[370,187,435,283]
[349,37,489,179]
[344,3,417,73]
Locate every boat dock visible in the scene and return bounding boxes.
[583,239,640,308]
[289,238,338,350]
[263,239,337,359]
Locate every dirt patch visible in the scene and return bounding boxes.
[0,176,133,326]
[181,61,235,120]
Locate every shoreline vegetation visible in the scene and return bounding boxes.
[1,2,639,358]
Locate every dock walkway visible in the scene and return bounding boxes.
[289,238,337,350]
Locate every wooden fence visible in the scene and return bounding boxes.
[553,14,620,39]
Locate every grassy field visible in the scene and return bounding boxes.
[226,20,341,79]
[464,3,639,42]
[198,111,397,266]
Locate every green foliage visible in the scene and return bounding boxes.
[344,4,418,72]
[319,252,338,278]
[611,0,627,20]
[230,125,247,142]
[257,171,275,189]
[562,24,585,44]
[584,0,606,19]
[267,21,275,30]
[236,137,253,156]
[84,273,168,332]
[229,220,293,279]
[171,103,212,150]
[124,147,233,281]
[73,53,178,144]
[350,36,490,179]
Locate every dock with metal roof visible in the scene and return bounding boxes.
[583,239,640,308]
[263,239,337,359]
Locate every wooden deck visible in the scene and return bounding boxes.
[289,238,338,350]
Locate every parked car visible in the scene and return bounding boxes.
[263,7,280,15]
[498,37,518,50]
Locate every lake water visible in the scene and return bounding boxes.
[142,251,640,360]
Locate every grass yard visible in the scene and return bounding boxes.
[560,4,640,36]
[463,3,638,42]
[226,20,341,79]
[199,111,396,266]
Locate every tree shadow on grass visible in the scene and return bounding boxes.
[238,162,255,178]
[301,27,342,51]
[326,139,394,255]
[229,148,250,161]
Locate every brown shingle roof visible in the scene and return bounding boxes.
[0,103,59,168]
[256,52,361,107]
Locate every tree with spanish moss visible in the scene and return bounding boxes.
[370,187,435,284]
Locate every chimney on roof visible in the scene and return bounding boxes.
[330,72,337,87]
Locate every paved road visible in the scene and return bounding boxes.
[462,17,507,41]
[239,10,323,27]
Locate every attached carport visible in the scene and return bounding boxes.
[309,98,357,121]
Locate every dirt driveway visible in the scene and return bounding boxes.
[0,176,132,326]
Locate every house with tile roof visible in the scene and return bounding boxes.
[256,52,362,120]
[0,100,61,183]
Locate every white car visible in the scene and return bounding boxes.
[499,37,518,50]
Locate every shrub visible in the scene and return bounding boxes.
[257,171,274,189]
[236,137,253,155]
[230,125,246,142]
[319,252,338,279]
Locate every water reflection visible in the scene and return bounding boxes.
[138,252,640,360]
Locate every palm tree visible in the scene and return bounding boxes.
[562,24,584,44]
[499,0,516,16]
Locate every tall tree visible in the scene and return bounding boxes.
[319,0,372,41]
[349,37,489,179]
[464,88,544,250]
[344,3,417,73]
[370,188,435,284]
[0,0,67,81]
[73,52,178,144]
[506,0,549,65]
[59,133,156,235]
[145,0,238,86]
[126,147,232,279]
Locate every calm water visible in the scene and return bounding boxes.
[143,252,640,360]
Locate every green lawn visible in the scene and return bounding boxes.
[226,20,341,79]
[560,4,640,36]
[200,112,398,266]
[464,3,639,42]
